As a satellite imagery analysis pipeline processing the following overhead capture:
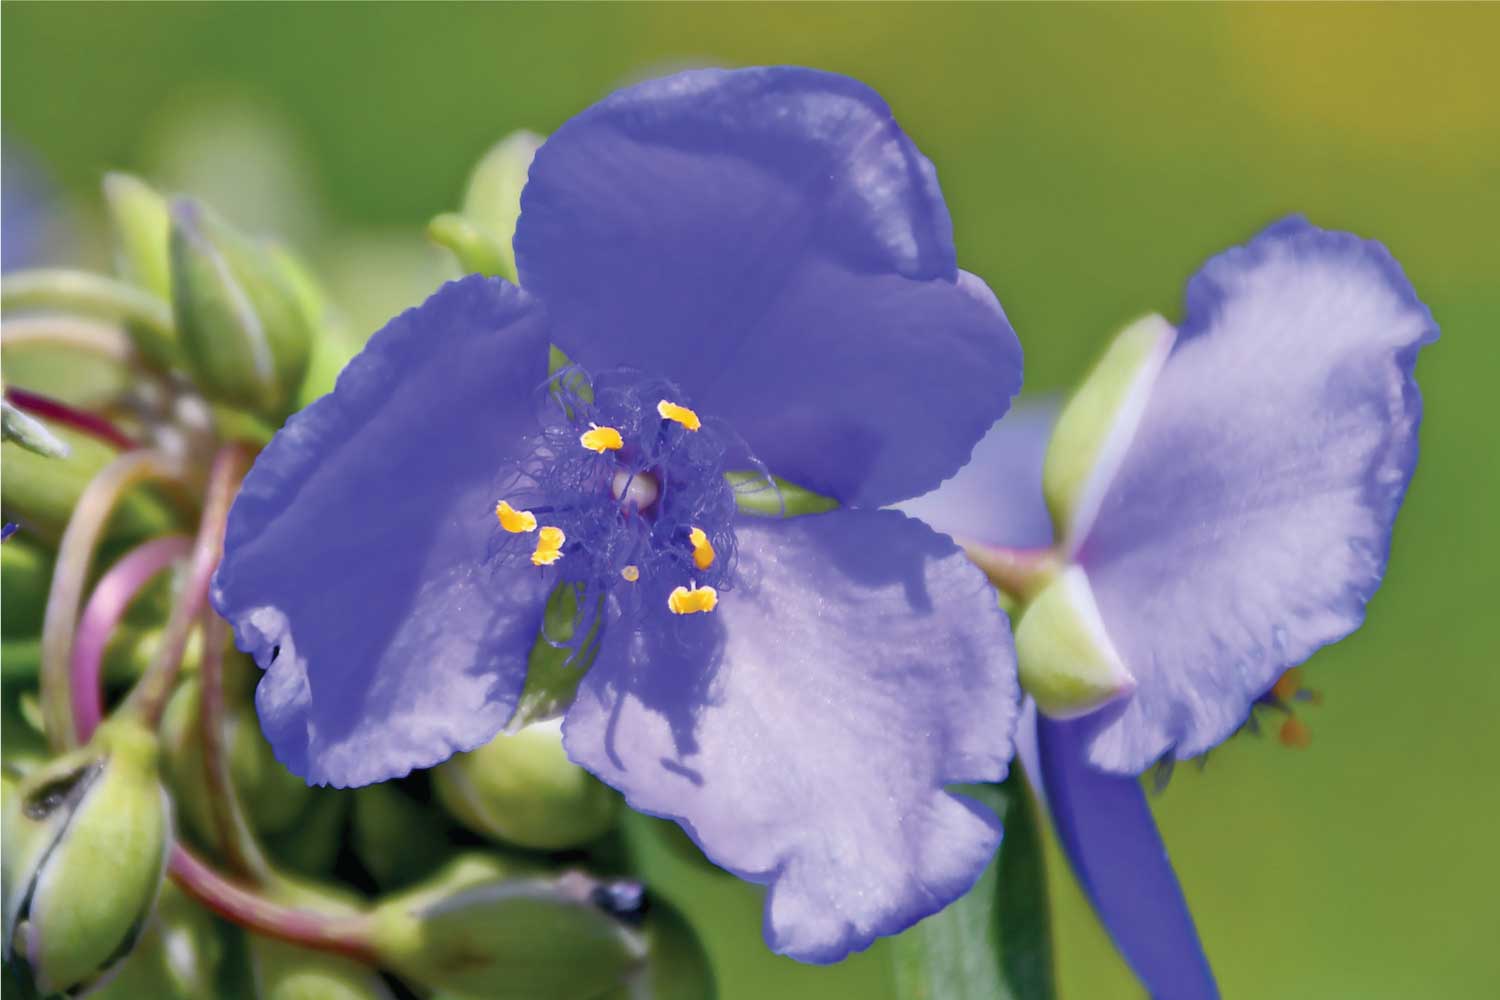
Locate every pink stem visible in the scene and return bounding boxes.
[168,845,375,961]
[4,386,137,451]
[71,534,193,741]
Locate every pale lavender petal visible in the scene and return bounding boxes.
[562,509,1019,961]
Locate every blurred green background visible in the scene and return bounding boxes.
[4,3,1496,997]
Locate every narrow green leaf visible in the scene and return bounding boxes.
[889,772,1056,1000]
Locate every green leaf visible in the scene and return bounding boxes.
[889,772,1056,1000]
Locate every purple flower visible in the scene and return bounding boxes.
[907,218,1436,996]
[211,67,1024,962]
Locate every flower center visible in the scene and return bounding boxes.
[490,368,738,616]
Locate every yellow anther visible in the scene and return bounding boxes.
[667,584,718,615]
[621,564,640,583]
[579,424,624,453]
[495,500,538,534]
[688,527,716,571]
[657,399,702,432]
[531,526,566,566]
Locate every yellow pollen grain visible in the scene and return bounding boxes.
[531,526,566,566]
[657,399,702,432]
[495,500,538,534]
[621,565,640,583]
[579,424,624,453]
[667,584,718,615]
[688,527,716,571]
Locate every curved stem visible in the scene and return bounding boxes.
[0,315,140,363]
[5,386,138,451]
[40,449,188,750]
[168,845,376,962]
[71,534,193,740]
[198,611,276,881]
[126,444,249,729]
[1,269,173,350]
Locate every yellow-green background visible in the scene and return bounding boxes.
[4,3,1496,997]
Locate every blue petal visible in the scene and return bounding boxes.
[212,276,555,787]
[1036,716,1218,1000]
[515,67,1021,507]
[896,396,1058,548]
[561,509,1019,962]
[1077,218,1438,772]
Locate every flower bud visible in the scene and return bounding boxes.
[249,937,396,1000]
[1,424,178,546]
[91,884,223,1000]
[596,895,716,1000]
[433,718,619,851]
[1042,313,1175,548]
[351,783,453,890]
[160,676,311,844]
[428,130,543,282]
[102,173,173,304]
[169,198,311,422]
[1,398,69,459]
[370,863,647,1000]
[2,718,171,996]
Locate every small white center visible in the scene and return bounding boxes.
[611,469,660,511]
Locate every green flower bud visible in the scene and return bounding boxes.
[1042,313,1174,549]
[2,718,170,996]
[169,198,311,422]
[351,784,453,890]
[160,676,312,845]
[102,173,173,305]
[370,864,647,1000]
[1,400,69,460]
[596,896,716,1000]
[1,535,53,638]
[1014,565,1136,718]
[434,718,619,851]
[249,937,395,1000]
[1,425,177,546]
[265,788,348,877]
[429,131,543,282]
[91,884,223,1000]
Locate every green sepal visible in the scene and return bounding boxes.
[508,583,600,731]
[1014,565,1135,718]
[169,198,312,422]
[1043,313,1174,548]
[427,213,512,281]
[725,470,839,518]
[889,773,1055,1000]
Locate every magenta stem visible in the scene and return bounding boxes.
[4,386,137,451]
[71,534,193,741]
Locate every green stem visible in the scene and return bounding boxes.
[39,449,188,750]
[1,269,174,357]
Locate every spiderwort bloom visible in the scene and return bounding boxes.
[905,218,1436,996]
[212,67,1025,962]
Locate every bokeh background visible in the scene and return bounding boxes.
[4,3,1497,997]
